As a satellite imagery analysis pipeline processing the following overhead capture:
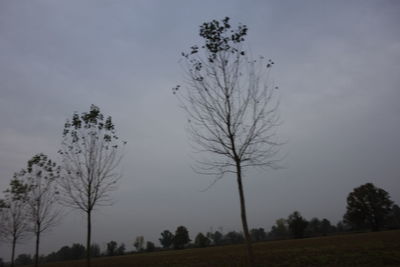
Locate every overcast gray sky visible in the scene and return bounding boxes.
[1,0,400,259]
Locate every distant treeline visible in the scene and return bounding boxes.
[2,181,399,266]
[5,205,400,266]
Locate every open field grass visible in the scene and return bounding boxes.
[36,230,400,267]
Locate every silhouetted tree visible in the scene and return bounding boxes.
[0,178,30,267]
[268,218,289,240]
[194,233,211,248]
[224,231,244,244]
[306,217,321,236]
[344,183,394,231]
[90,244,100,258]
[15,254,33,265]
[56,246,72,261]
[70,243,86,260]
[336,220,347,233]
[44,252,57,262]
[288,211,308,239]
[320,218,333,236]
[388,204,400,229]
[16,154,60,267]
[48,243,86,261]
[116,243,125,255]
[58,105,125,267]
[173,226,190,249]
[305,217,334,236]
[250,228,267,242]
[159,230,174,249]
[106,241,117,256]
[134,236,144,252]
[145,241,155,252]
[175,17,282,266]
[208,230,223,246]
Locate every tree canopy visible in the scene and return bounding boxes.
[173,226,190,249]
[344,183,394,231]
[159,230,174,249]
[287,211,308,239]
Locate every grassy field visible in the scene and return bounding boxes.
[36,230,400,267]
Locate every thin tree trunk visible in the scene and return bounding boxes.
[11,237,16,267]
[86,210,92,267]
[235,162,255,267]
[34,229,40,267]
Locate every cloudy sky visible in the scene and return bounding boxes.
[1,0,399,258]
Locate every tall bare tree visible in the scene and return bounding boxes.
[17,153,60,267]
[174,17,282,266]
[58,105,125,267]
[0,178,30,267]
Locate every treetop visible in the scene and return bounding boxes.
[183,17,248,62]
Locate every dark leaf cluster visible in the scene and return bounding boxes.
[182,17,247,63]
[62,104,118,145]
[198,17,247,59]
[173,226,191,249]
[106,241,125,256]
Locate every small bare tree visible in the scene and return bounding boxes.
[17,153,60,267]
[58,105,125,267]
[174,17,282,266]
[0,178,30,267]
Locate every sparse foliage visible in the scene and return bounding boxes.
[175,17,281,266]
[58,105,125,267]
[0,177,30,267]
[344,183,394,231]
[16,153,60,267]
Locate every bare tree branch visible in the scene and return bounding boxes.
[58,105,125,267]
[16,153,61,267]
[0,177,30,267]
[175,17,283,267]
